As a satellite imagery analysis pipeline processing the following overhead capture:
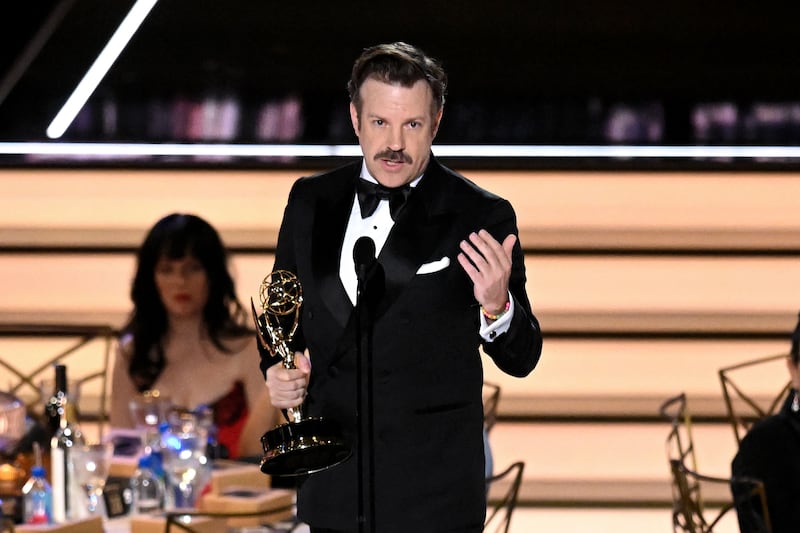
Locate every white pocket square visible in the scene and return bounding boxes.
[416,256,450,275]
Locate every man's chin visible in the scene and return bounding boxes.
[375,173,412,189]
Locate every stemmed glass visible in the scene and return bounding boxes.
[160,409,211,509]
[70,442,113,517]
[129,390,172,454]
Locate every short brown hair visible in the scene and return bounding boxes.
[347,42,447,117]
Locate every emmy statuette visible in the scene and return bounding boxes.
[252,270,350,476]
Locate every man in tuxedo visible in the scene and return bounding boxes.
[261,42,542,533]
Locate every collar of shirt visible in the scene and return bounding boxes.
[357,160,424,189]
[339,161,423,305]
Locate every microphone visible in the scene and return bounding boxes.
[353,236,376,282]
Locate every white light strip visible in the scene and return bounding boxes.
[3,142,800,160]
[46,0,159,139]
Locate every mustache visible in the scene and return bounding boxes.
[374,150,412,164]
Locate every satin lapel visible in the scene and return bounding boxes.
[311,172,357,329]
[375,159,454,319]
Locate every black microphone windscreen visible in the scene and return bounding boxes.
[353,236,376,270]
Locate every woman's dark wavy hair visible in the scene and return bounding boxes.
[121,213,250,392]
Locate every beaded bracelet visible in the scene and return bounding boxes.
[481,300,510,321]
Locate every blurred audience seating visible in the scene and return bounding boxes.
[660,392,772,532]
[2,167,800,523]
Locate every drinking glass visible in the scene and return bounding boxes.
[70,442,113,516]
[160,409,211,509]
[129,390,172,454]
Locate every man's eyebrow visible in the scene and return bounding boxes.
[364,110,427,119]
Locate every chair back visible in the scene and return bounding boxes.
[0,323,116,438]
[669,459,771,533]
[718,352,792,445]
[484,461,524,533]
[661,392,705,531]
[482,381,501,433]
[660,393,699,475]
[660,393,772,533]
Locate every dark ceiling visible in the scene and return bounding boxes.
[1,0,800,146]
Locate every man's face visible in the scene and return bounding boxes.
[350,77,443,188]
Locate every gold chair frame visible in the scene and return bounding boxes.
[484,460,525,533]
[482,381,501,434]
[0,322,116,437]
[718,352,792,445]
[660,393,772,533]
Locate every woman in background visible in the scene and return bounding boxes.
[110,213,277,459]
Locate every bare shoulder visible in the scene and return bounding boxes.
[117,332,135,359]
[221,334,262,386]
[221,333,259,361]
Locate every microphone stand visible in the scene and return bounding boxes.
[355,264,365,533]
[354,258,375,533]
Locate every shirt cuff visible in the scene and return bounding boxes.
[479,292,514,342]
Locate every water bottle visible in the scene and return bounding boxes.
[22,466,52,524]
[132,455,164,514]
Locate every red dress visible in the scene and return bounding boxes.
[209,380,249,459]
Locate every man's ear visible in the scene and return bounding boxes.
[431,107,444,137]
[349,102,360,137]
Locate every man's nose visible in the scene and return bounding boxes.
[387,127,404,151]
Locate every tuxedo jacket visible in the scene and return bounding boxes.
[265,156,542,532]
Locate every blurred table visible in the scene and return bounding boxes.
[104,514,307,533]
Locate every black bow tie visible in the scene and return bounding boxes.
[356,178,412,221]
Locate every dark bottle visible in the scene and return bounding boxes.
[44,365,67,437]
[49,365,83,523]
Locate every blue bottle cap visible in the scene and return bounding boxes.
[137,455,154,470]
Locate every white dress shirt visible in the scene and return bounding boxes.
[339,161,512,342]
